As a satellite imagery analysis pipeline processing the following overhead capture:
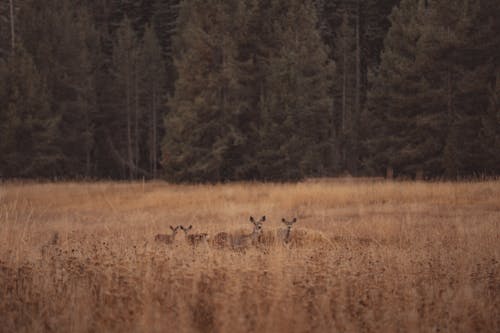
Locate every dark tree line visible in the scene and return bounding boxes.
[1,0,177,179]
[0,0,499,181]
[364,0,500,178]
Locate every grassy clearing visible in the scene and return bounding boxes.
[0,180,499,332]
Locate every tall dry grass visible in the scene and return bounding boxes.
[0,180,498,332]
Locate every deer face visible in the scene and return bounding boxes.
[249,216,266,234]
[170,225,180,235]
[281,218,297,230]
[179,225,193,235]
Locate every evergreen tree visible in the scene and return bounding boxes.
[163,0,247,182]
[470,0,500,175]
[0,0,24,58]
[17,0,100,177]
[163,0,334,182]
[110,16,144,179]
[365,0,500,178]
[418,0,499,178]
[2,0,498,180]
[257,0,334,180]
[316,0,400,175]
[333,11,356,172]
[140,24,166,178]
[364,0,426,177]
[0,46,60,177]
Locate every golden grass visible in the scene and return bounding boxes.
[0,180,499,332]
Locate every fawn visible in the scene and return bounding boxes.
[279,217,297,243]
[180,225,208,246]
[231,216,266,249]
[154,225,179,244]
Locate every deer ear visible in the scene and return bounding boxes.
[281,218,286,222]
[261,216,266,221]
[170,225,175,231]
[250,216,255,223]
[293,218,297,223]
[188,225,193,230]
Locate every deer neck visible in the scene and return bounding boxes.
[251,228,261,240]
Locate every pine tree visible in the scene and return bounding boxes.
[316,0,401,175]
[163,0,247,182]
[0,2,9,58]
[471,0,500,175]
[333,11,356,172]
[17,0,100,177]
[57,5,100,177]
[153,0,180,95]
[0,0,22,58]
[0,46,60,177]
[140,24,166,178]
[364,0,427,177]
[257,0,334,180]
[365,0,500,178]
[110,16,144,179]
[420,0,499,178]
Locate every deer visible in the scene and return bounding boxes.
[212,231,230,248]
[279,217,297,244]
[179,225,209,246]
[230,216,266,250]
[154,225,179,244]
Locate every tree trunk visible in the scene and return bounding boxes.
[446,27,453,122]
[84,96,91,177]
[341,17,347,171]
[134,62,139,177]
[386,166,394,179]
[126,59,133,180]
[9,0,15,54]
[152,86,157,178]
[342,33,347,133]
[353,0,361,175]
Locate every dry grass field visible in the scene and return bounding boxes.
[0,180,499,333]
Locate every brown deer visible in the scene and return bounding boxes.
[212,231,230,248]
[179,225,209,246]
[231,216,266,249]
[154,226,179,244]
[279,217,297,244]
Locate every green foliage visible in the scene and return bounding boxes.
[0,46,60,177]
[257,0,334,180]
[17,0,100,177]
[2,0,498,180]
[163,0,334,182]
[364,0,426,176]
[163,0,247,182]
[108,16,168,179]
[365,0,500,178]
[141,24,166,177]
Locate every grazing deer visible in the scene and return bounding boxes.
[279,217,297,244]
[180,225,209,246]
[231,216,266,249]
[154,226,179,244]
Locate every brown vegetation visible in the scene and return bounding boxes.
[0,180,499,332]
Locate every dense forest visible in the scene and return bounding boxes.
[0,0,499,181]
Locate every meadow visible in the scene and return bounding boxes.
[0,180,498,332]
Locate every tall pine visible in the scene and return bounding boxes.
[0,46,59,177]
[163,0,247,182]
[257,0,334,180]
